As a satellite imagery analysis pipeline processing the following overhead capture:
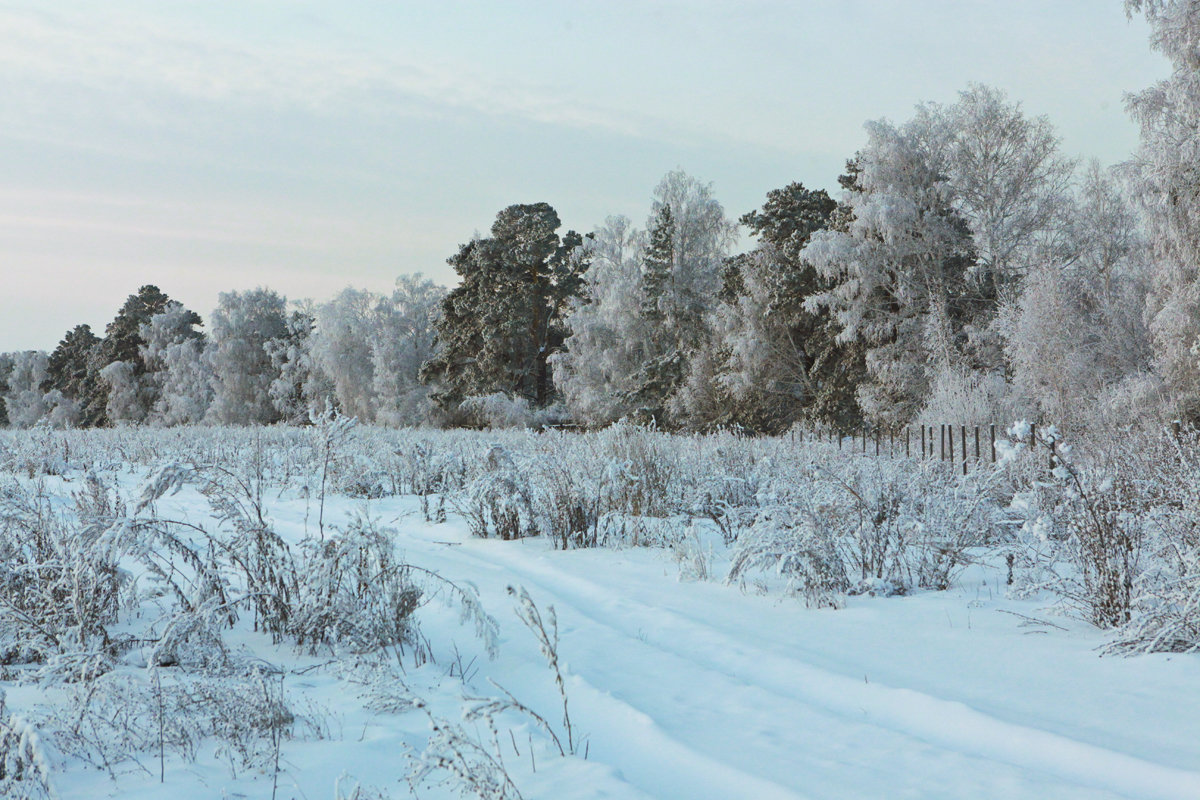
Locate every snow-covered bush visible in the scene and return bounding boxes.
[1005,426,1150,628]
[0,477,132,675]
[454,445,538,540]
[0,692,57,800]
[39,668,303,778]
[729,455,998,605]
[1004,425,1200,650]
[291,512,423,655]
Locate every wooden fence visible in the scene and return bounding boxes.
[798,422,1057,475]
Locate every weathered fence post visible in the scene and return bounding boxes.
[990,424,996,463]
[961,425,968,475]
[905,427,910,458]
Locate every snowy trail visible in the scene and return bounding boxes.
[398,523,1200,800]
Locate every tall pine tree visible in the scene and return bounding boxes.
[422,203,588,409]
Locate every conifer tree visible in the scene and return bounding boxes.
[422,203,588,409]
[628,170,736,425]
[84,285,180,425]
[43,324,101,409]
[700,182,863,432]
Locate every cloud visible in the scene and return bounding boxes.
[0,6,650,141]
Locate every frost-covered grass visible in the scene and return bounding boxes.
[0,422,1199,799]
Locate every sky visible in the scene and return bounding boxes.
[0,1,1170,351]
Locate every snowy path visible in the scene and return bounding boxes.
[394,515,1200,800]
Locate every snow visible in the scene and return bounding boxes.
[4,453,1200,799]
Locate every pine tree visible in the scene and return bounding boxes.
[640,205,673,325]
[422,203,588,409]
[43,324,101,408]
[627,203,684,423]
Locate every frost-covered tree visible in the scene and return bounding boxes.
[942,84,1075,305]
[939,85,1076,377]
[206,288,289,425]
[85,285,175,425]
[310,287,381,421]
[802,86,1073,426]
[2,351,50,429]
[0,349,73,428]
[142,302,211,426]
[555,171,735,427]
[635,170,737,424]
[695,182,862,432]
[1005,162,1153,428]
[267,306,323,423]
[422,203,588,409]
[373,273,444,426]
[1125,0,1200,420]
[551,216,650,425]
[804,132,977,425]
[99,359,145,424]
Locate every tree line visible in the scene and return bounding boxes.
[3,3,1198,435]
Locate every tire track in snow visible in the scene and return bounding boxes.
[406,533,1200,800]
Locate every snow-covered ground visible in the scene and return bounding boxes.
[5,468,1199,800]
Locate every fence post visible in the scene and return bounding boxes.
[921,425,926,458]
[1030,422,1037,450]
[862,427,867,454]
[975,426,980,461]
[990,424,996,463]
[961,425,968,475]
[875,429,880,457]
[905,427,910,458]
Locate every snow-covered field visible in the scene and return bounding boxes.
[2,425,1199,800]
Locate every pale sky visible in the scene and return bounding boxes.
[0,1,1169,351]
